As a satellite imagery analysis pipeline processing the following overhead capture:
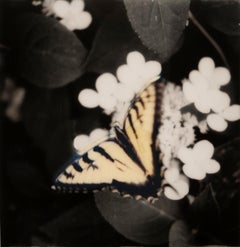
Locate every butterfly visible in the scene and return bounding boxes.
[53,78,165,198]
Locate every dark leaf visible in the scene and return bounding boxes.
[153,194,189,219]
[191,0,240,35]
[124,0,190,61]
[9,13,87,88]
[189,184,220,228]
[169,220,190,247]
[32,197,134,246]
[95,191,175,245]
[86,3,160,74]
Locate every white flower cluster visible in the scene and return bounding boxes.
[183,57,240,132]
[162,57,240,196]
[178,140,220,180]
[158,83,201,200]
[75,53,240,201]
[158,83,196,168]
[163,159,189,200]
[78,51,161,124]
[160,57,239,189]
[41,0,92,31]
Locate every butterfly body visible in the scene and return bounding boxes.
[54,79,165,198]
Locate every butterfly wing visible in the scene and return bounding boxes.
[122,80,164,176]
[54,79,164,195]
[55,135,147,190]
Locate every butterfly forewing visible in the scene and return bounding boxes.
[123,81,163,176]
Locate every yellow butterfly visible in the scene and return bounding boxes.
[54,78,164,197]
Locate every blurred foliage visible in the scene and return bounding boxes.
[5,13,87,88]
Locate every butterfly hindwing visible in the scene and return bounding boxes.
[55,135,147,189]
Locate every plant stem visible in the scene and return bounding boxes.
[188,11,230,69]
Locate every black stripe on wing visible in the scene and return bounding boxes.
[82,153,94,164]
[151,81,164,175]
[114,126,146,173]
[93,146,115,162]
[132,105,143,124]
[128,112,138,138]
[123,79,164,176]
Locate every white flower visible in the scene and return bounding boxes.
[178,140,220,180]
[198,120,209,134]
[183,57,240,132]
[52,0,92,30]
[78,73,119,114]
[207,102,240,132]
[182,113,198,127]
[116,51,161,94]
[164,159,180,183]
[164,174,189,200]
[73,128,109,154]
[78,51,162,124]
[183,57,231,114]
[42,0,56,16]
[164,160,189,200]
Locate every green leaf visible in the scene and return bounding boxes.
[10,14,87,88]
[124,0,190,61]
[95,191,176,245]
